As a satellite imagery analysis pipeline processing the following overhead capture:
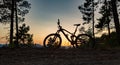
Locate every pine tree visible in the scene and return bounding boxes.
[111,0,120,44]
[96,0,112,38]
[78,0,98,47]
[0,0,31,47]
[78,0,99,38]
[14,23,34,47]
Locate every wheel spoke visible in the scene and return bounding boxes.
[43,34,62,49]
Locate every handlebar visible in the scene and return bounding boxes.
[57,19,60,26]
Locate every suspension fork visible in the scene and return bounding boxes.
[52,30,60,41]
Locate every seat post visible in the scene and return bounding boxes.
[73,26,78,35]
[73,24,80,35]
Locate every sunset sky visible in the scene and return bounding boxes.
[0,0,89,45]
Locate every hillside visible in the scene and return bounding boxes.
[0,48,120,65]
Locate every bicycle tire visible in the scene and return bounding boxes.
[43,33,62,49]
[75,34,94,48]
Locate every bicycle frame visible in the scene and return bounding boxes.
[56,28,75,42]
[55,24,78,44]
[43,19,94,48]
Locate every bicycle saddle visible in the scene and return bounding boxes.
[74,24,81,26]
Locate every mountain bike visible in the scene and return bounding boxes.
[43,19,94,49]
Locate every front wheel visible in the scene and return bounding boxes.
[43,33,62,49]
[75,34,94,48]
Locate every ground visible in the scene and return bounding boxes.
[0,48,120,65]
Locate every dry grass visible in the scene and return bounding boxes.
[0,48,120,65]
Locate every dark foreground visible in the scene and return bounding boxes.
[0,48,120,65]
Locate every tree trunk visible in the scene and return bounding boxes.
[15,1,19,47]
[92,0,95,38]
[107,23,111,38]
[105,0,111,38]
[111,0,120,44]
[10,0,14,46]
[92,0,95,48]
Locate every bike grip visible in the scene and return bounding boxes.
[58,19,60,25]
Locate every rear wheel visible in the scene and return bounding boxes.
[43,34,62,49]
[75,34,94,48]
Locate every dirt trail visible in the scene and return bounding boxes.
[0,48,120,65]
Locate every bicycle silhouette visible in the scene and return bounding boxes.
[43,19,94,48]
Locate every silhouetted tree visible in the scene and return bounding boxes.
[111,0,120,44]
[10,0,14,47]
[14,23,33,45]
[0,0,31,47]
[78,0,99,47]
[95,0,120,45]
[0,0,15,47]
[14,0,31,46]
[96,0,112,38]
[78,0,98,38]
